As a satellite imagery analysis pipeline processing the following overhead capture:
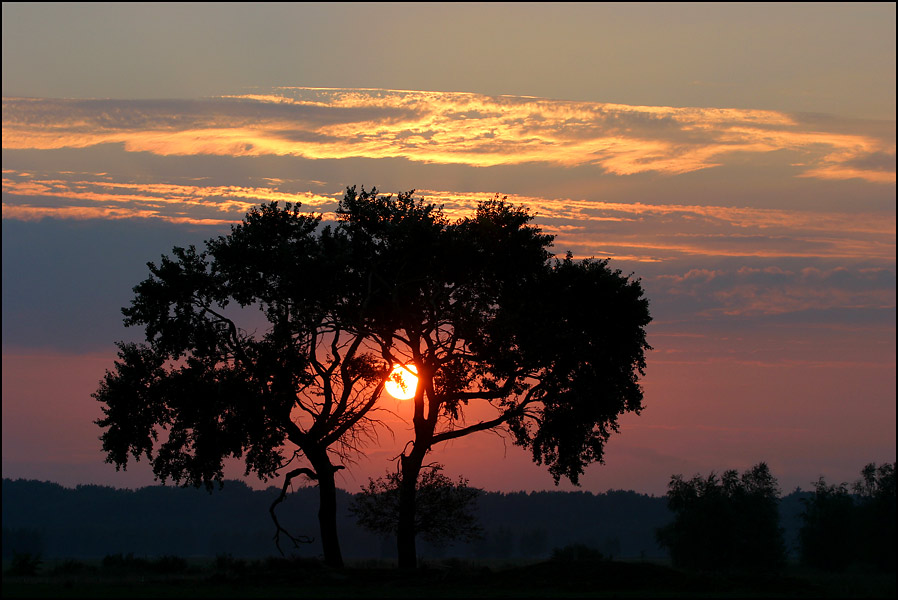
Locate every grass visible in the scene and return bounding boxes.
[2,555,895,598]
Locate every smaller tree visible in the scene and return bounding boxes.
[801,462,896,571]
[350,465,483,549]
[798,478,855,570]
[853,462,896,571]
[656,462,785,572]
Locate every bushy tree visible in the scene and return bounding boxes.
[94,202,389,567]
[799,478,855,570]
[336,187,652,567]
[656,463,786,572]
[349,465,482,548]
[800,462,896,571]
[853,462,896,571]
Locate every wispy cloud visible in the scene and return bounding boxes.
[4,89,894,183]
[2,170,338,224]
[4,173,893,263]
[656,265,896,317]
[419,190,895,261]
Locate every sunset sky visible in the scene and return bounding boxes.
[2,2,894,497]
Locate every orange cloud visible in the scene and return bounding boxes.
[0,203,236,225]
[1,174,340,225]
[4,171,892,262]
[3,89,894,183]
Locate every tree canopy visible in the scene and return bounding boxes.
[332,188,651,481]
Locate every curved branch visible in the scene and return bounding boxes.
[270,467,316,555]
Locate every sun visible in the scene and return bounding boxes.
[385,364,418,400]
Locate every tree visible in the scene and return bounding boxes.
[799,478,855,570]
[96,187,652,570]
[655,463,786,572]
[94,202,390,567]
[853,462,896,571]
[335,187,652,568]
[349,465,482,549]
[800,462,896,571]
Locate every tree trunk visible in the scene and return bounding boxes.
[397,452,424,569]
[309,452,345,568]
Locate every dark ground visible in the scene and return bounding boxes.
[3,557,895,598]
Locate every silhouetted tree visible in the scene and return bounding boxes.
[96,187,651,570]
[349,465,482,548]
[656,463,786,572]
[335,187,651,568]
[800,462,896,572]
[94,202,391,567]
[798,478,855,570]
[853,462,896,571]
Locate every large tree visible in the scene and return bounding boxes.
[96,187,652,570]
[94,202,389,567]
[336,187,652,568]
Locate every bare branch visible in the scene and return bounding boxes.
[269,467,316,555]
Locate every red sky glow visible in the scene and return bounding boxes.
[2,2,894,497]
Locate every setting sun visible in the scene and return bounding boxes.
[385,364,418,400]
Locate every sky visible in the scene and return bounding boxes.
[2,2,895,497]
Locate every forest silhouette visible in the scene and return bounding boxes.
[4,462,894,596]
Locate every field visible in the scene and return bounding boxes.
[3,556,895,598]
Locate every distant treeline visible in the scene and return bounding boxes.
[1,478,813,561]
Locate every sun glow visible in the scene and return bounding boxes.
[385,364,418,400]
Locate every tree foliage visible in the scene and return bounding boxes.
[95,203,385,485]
[799,462,896,571]
[349,465,483,547]
[853,462,896,570]
[656,463,786,572]
[798,478,855,570]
